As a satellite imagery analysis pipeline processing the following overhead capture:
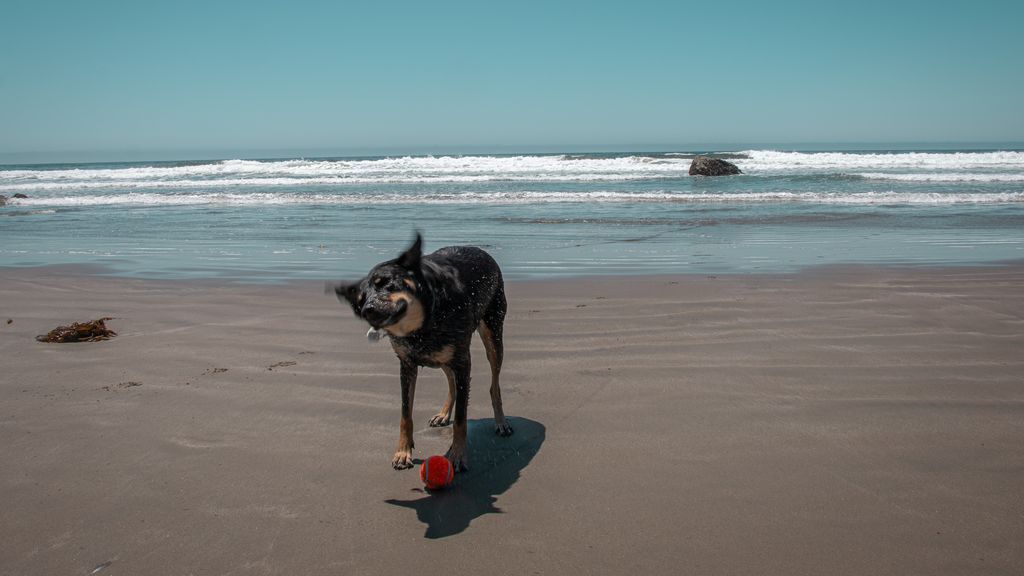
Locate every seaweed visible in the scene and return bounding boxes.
[36,317,117,343]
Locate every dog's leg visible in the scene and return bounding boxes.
[479,287,513,436]
[444,356,471,472]
[393,361,417,470]
[428,366,455,427]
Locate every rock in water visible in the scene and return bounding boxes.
[0,196,6,206]
[689,156,742,176]
[12,193,29,199]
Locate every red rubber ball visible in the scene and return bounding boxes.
[420,455,454,490]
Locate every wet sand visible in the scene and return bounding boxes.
[1,264,1022,575]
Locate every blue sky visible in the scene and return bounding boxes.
[1,0,1022,159]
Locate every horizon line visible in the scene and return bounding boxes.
[2,140,1023,165]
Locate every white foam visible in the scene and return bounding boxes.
[0,172,677,193]
[0,155,704,192]
[737,150,1024,172]
[855,172,1024,182]
[0,155,692,189]
[3,150,1022,192]
[11,190,1024,207]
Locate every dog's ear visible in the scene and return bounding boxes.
[328,281,361,305]
[397,233,422,270]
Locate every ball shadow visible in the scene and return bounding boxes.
[384,417,545,539]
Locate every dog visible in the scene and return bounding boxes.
[332,234,512,472]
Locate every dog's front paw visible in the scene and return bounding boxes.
[494,420,514,437]
[445,445,469,472]
[392,451,414,470]
[428,413,451,427]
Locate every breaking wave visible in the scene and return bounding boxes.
[9,190,1024,207]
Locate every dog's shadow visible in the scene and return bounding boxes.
[385,417,545,539]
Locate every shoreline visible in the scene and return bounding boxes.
[2,263,1022,574]
[4,256,1024,287]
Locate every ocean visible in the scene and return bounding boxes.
[2,148,1023,281]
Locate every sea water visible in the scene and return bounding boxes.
[1,148,1023,281]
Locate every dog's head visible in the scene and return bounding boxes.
[333,234,427,337]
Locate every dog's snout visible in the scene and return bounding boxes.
[361,305,386,324]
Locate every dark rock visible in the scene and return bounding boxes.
[12,193,28,199]
[0,195,6,206]
[689,156,742,176]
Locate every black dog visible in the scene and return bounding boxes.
[333,234,512,472]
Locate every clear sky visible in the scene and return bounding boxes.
[1,0,1022,160]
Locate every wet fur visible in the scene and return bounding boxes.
[334,234,512,472]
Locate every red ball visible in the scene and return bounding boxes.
[420,455,454,490]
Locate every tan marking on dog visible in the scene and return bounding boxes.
[428,366,456,426]
[398,416,414,452]
[427,345,455,366]
[478,322,498,371]
[382,292,424,337]
[391,341,410,362]
[393,416,415,469]
[478,321,507,427]
[403,278,417,290]
[448,419,468,471]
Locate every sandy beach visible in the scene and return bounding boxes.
[1,264,1022,575]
